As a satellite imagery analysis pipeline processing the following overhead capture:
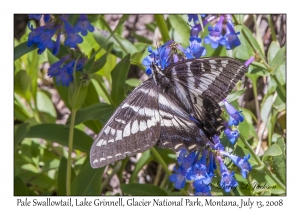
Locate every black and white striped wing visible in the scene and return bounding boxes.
[165,57,247,137]
[157,91,210,152]
[90,79,161,168]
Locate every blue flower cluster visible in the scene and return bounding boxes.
[47,55,86,86]
[169,99,252,195]
[27,14,94,86]
[202,14,241,50]
[142,40,194,75]
[142,15,242,76]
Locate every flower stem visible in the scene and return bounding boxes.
[66,107,77,195]
[154,15,170,43]
[267,15,277,42]
[252,79,261,127]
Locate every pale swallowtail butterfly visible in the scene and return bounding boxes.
[90,57,247,168]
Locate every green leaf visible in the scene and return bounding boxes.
[71,161,105,195]
[272,137,286,184]
[111,54,131,106]
[268,110,279,146]
[14,123,30,146]
[273,92,286,112]
[263,144,282,161]
[54,79,71,109]
[248,61,270,76]
[121,183,168,195]
[270,45,286,74]
[267,41,280,63]
[125,78,142,87]
[75,85,88,109]
[85,48,96,73]
[218,89,246,106]
[57,157,76,195]
[26,124,93,153]
[260,95,273,124]
[93,29,137,59]
[132,32,152,44]
[242,25,265,58]
[69,103,115,126]
[233,25,253,60]
[37,90,57,123]
[92,43,113,73]
[14,70,32,101]
[168,15,190,47]
[84,80,101,106]
[14,42,37,61]
[14,176,29,196]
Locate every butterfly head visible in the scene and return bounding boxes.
[150,62,170,86]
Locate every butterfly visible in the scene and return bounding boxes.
[90,57,247,168]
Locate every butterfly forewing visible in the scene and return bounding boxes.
[90,79,161,168]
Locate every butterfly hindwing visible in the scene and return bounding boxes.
[90,79,161,168]
[163,57,247,138]
[157,91,210,152]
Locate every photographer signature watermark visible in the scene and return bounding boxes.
[217,181,277,192]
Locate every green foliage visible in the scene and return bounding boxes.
[14,14,286,196]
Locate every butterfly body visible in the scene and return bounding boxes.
[90,57,247,168]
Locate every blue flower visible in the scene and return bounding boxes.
[36,27,57,54]
[225,22,241,50]
[52,32,61,55]
[212,135,224,151]
[28,15,42,20]
[207,151,216,176]
[27,22,60,54]
[75,15,95,36]
[223,99,244,126]
[188,14,200,25]
[177,148,188,164]
[29,14,51,22]
[224,15,241,50]
[47,55,71,77]
[186,37,206,58]
[27,23,45,47]
[204,15,226,49]
[220,152,252,178]
[187,150,213,192]
[217,157,238,193]
[44,14,51,22]
[142,40,193,75]
[47,55,85,87]
[169,166,187,189]
[55,66,74,87]
[142,47,159,75]
[194,181,211,196]
[224,127,240,144]
[61,16,83,48]
[204,26,226,49]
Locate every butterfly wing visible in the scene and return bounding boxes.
[157,90,210,152]
[90,79,161,168]
[164,57,247,138]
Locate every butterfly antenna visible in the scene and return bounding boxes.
[155,39,163,68]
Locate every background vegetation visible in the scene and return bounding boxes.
[14,14,286,196]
